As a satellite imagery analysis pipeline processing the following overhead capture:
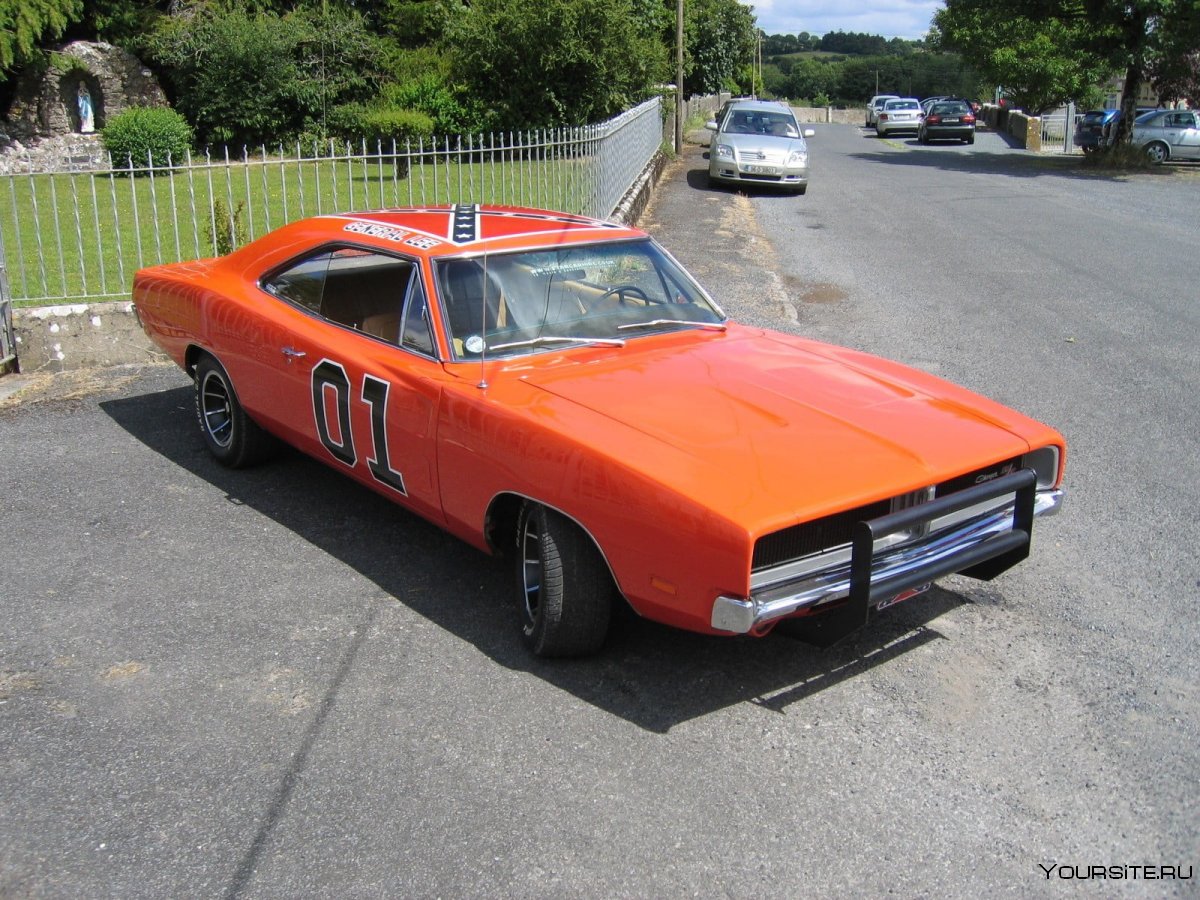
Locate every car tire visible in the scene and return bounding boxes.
[515,502,612,657]
[1145,141,1169,164]
[965,133,975,145]
[795,185,807,196]
[194,354,279,468]
[918,131,928,144]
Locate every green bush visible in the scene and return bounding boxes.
[102,106,193,171]
[328,103,435,145]
[210,199,248,256]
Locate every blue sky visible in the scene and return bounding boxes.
[749,0,943,41]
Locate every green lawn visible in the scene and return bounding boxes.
[2,149,598,306]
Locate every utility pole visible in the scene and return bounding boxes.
[675,0,683,153]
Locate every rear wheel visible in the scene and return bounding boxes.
[1145,141,1169,164]
[515,503,612,657]
[965,133,975,145]
[194,354,278,468]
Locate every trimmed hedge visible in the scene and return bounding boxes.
[102,107,194,172]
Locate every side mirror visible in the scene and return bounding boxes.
[705,120,718,131]
[803,128,815,138]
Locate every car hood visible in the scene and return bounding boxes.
[718,133,807,155]
[516,326,1047,533]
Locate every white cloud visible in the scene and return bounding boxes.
[748,0,943,41]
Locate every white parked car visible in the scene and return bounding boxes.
[876,98,923,137]
[866,94,899,127]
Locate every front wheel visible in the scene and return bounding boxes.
[514,503,613,657]
[194,354,278,468]
[1145,141,1169,164]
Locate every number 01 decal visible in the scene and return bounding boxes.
[311,359,407,495]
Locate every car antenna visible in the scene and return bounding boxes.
[477,253,489,390]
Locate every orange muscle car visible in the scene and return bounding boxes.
[133,205,1065,657]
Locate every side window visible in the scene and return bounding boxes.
[265,247,431,353]
[401,277,436,356]
[264,252,330,313]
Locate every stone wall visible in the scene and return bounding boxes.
[3,41,166,144]
[792,107,868,125]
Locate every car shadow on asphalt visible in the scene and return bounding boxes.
[685,166,810,200]
[103,384,973,734]
[847,147,1180,181]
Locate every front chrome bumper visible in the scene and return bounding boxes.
[712,470,1063,635]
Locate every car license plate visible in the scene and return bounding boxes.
[744,165,777,175]
[944,117,960,123]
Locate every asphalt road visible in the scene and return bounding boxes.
[2,125,1198,897]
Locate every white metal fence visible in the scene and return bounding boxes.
[0,231,12,370]
[1039,103,1078,154]
[0,96,666,308]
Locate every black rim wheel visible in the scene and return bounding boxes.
[200,368,234,450]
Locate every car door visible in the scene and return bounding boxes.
[1159,112,1193,155]
[256,246,447,523]
[1176,112,1200,159]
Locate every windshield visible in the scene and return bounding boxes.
[723,109,800,137]
[434,238,726,360]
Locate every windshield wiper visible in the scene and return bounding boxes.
[487,335,626,351]
[616,319,728,332]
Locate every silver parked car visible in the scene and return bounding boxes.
[1133,109,1200,163]
[705,100,816,195]
[876,98,923,137]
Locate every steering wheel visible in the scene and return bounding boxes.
[598,284,652,307]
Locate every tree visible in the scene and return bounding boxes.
[931,1,1113,114]
[933,0,1200,141]
[1147,2,1200,106]
[141,3,384,146]
[683,0,756,96]
[450,0,667,128]
[0,0,82,77]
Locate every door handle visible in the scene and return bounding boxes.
[281,346,307,359]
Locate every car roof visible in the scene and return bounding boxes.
[227,205,645,264]
[724,99,795,114]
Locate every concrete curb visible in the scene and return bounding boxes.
[12,300,166,373]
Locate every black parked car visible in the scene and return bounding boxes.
[918,101,976,145]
